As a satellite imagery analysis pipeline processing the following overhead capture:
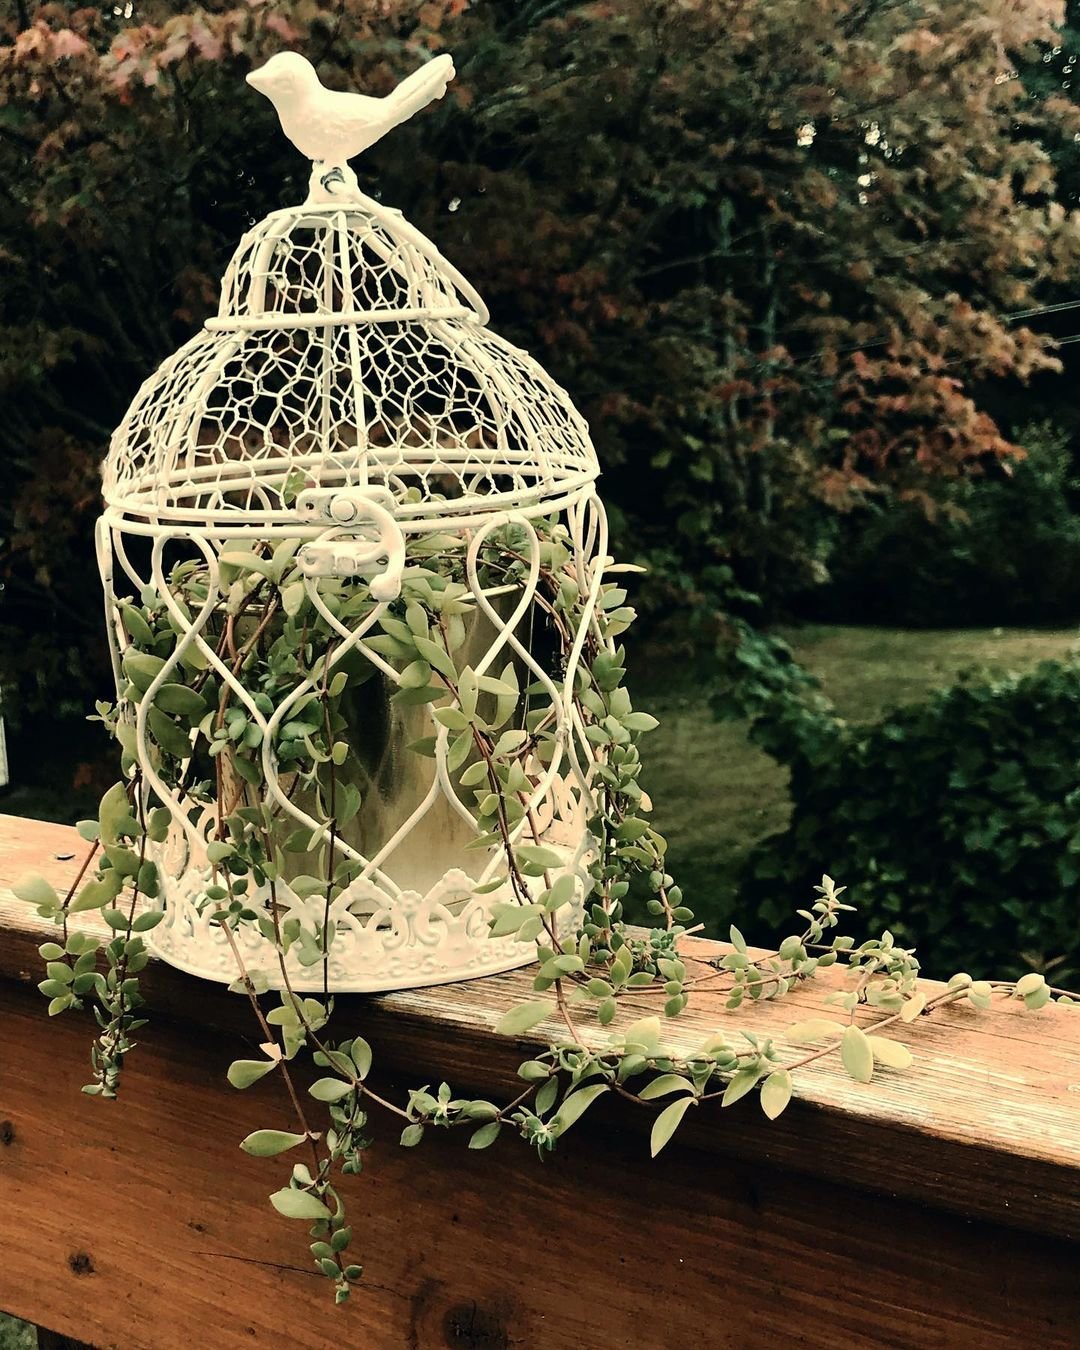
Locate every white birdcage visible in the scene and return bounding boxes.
[97,53,614,992]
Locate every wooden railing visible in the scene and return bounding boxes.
[1,813,1078,1349]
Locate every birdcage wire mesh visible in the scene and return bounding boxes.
[105,199,597,535]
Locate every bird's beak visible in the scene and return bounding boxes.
[246,66,271,93]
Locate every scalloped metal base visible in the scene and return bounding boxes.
[146,855,586,993]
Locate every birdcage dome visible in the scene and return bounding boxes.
[102,194,599,536]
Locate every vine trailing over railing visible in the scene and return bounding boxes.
[11,517,1071,1305]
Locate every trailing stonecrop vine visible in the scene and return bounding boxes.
[12,512,1073,1304]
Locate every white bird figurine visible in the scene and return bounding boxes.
[247,51,455,201]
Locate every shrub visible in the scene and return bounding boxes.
[739,658,1080,981]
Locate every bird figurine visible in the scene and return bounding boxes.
[247,51,455,201]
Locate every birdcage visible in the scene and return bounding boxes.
[96,58,617,993]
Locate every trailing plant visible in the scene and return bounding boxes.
[739,657,1080,983]
[11,521,1071,1304]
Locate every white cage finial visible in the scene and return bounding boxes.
[247,50,456,204]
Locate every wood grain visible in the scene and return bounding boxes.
[1,813,1079,1348]
[3,985,1080,1350]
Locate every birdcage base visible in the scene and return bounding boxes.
[145,852,586,993]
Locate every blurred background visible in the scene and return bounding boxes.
[3,0,1080,993]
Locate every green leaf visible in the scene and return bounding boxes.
[98,781,132,844]
[432,706,469,732]
[240,1129,308,1157]
[458,666,478,717]
[122,651,165,694]
[147,806,172,843]
[721,1067,762,1107]
[759,1069,793,1120]
[515,843,563,871]
[153,684,207,718]
[623,712,659,732]
[281,581,306,618]
[399,1123,425,1147]
[785,1018,845,1043]
[269,1188,331,1221]
[468,1121,502,1150]
[650,1095,693,1157]
[413,635,457,680]
[398,659,433,690]
[552,1084,608,1133]
[535,1078,558,1115]
[12,874,59,908]
[309,1078,352,1102]
[104,845,140,878]
[69,878,117,914]
[622,1016,662,1051]
[337,783,362,827]
[900,993,927,1023]
[840,1025,875,1083]
[350,1037,372,1080]
[227,1059,277,1090]
[867,1037,913,1070]
[220,550,276,580]
[1023,984,1052,1011]
[637,1074,694,1102]
[447,729,472,774]
[494,999,554,1036]
[120,604,155,647]
[542,874,577,913]
[147,706,193,759]
[460,760,489,788]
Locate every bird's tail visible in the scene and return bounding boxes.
[387,53,456,124]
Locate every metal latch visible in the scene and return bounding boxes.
[296,488,405,602]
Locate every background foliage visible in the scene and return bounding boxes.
[727,655,1080,981]
[814,421,1080,626]
[2,0,1078,728]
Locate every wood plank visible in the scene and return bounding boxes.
[1,979,1079,1350]
[1,812,1079,1253]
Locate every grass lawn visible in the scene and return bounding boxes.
[635,624,1079,935]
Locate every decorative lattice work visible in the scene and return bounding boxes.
[104,199,598,532]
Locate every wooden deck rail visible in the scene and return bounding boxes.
[1,813,1079,1349]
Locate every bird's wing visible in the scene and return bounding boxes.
[324,87,385,121]
[384,54,455,125]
